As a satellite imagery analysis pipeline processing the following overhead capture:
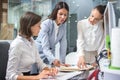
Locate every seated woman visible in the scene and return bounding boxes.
[6,12,57,80]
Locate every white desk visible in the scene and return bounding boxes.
[41,71,88,80]
[100,67,120,80]
[99,59,120,80]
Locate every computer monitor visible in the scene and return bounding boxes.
[104,2,116,38]
[104,1,116,49]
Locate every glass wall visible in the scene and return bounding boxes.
[8,0,51,35]
[1,0,109,52]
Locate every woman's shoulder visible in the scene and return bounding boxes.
[10,36,24,48]
[42,18,53,24]
[78,18,87,23]
[77,19,88,27]
[41,19,54,30]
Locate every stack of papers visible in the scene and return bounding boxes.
[59,65,93,72]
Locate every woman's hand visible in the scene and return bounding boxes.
[53,59,61,67]
[53,59,71,67]
[36,70,50,79]
[77,56,87,69]
[43,67,58,76]
[61,63,71,67]
[53,59,70,67]
[48,67,58,76]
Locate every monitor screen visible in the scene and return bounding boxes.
[104,2,116,38]
[104,2,116,49]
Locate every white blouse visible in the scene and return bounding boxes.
[6,35,47,80]
[77,18,105,56]
[54,21,59,41]
[54,21,60,60]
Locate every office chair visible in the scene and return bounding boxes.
[65,52,79,65]
[0,41,10,80]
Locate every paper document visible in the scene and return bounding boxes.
[59,65,93,72]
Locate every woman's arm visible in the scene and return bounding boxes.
[36,20,55,64]
[76,21,86,68]
[17,70,50,80]
[76,21,85,56]
[59,25,67,64]
[6,44,22,80]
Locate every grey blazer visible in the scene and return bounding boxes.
[35,19,67,64]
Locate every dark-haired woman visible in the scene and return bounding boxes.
[6,12,57,80]
[35,1,69,67]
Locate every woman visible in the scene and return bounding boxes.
[77,5,106,68]
[6,12,57,80]
[35,1,69,67]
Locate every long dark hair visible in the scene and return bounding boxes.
[19,12,41,38]
[49,1,69,23]
[94,5,106,15]
[94,5,106,30]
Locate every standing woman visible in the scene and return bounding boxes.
[35,1,69,67]
[77,5,106,68]
[6,12,57,80]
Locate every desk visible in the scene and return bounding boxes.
[41,71,88,80]
[99,58,120,80]
[101,67,120,80]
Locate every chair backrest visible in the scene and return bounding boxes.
[0,41,10,80]
[65,52,79,65]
